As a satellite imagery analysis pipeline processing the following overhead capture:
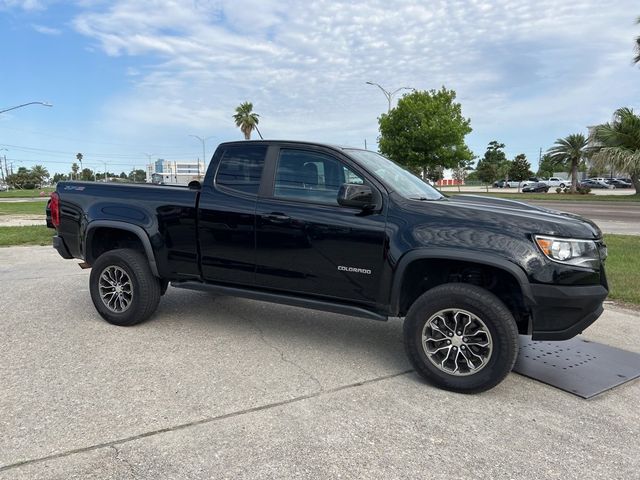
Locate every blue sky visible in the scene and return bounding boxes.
[1,0,639,176]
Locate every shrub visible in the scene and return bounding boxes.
[556,187,562,194]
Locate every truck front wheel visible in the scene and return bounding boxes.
[89,248,161,326]
[403,283,518,393]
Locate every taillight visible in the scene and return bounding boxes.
[50,192,60,228]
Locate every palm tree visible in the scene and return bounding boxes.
[71,162,79,180]
[547,134,590,193]
[233,102,260,140]
[31,165,49,186]
[591,107,640,195]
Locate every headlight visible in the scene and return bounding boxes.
[534,235,601,268]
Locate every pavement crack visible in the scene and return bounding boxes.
[250,315,324,393]
[110,445,138,479]
[0,369,413,474]
[219,301,325,393]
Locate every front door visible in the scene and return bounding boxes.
[255,147,387,305]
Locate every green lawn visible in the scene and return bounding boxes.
[0,188,53,198]
[450,192,640,202]
[0,225,53,247]
[604,234,640,306]
[0,202,48,215]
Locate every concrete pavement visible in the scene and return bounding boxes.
[1,246,639,479]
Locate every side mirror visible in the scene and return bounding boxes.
[188,180,201,190]
[337,183,374,209]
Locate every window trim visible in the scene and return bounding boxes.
[264,146,381,209]
[212,144,269,197]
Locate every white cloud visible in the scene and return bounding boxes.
[31,23,61,35]
[0,0,45,10]
[60,0,640,154]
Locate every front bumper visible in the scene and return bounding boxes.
[530,283,608,340]
[53,235,73,259]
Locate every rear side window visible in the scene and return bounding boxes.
[215,145,267,195]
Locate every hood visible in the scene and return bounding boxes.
[403,194,602,240]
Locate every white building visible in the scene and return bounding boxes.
[146,159,205,185]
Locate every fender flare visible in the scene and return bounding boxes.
[388,248,535,316]
[85,220,160,277]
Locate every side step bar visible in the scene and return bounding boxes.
[171,281,388,321]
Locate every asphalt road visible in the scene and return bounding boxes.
[1,247,639,478]
[527,200,640,236]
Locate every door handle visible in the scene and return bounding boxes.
[262,213,291,224]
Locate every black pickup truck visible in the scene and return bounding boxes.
[48,140,608,393]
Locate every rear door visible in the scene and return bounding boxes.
[254,146,387,305]
[198,144,268,285]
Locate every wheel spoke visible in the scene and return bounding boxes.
[421,308,493,377]
[98,266,134,313]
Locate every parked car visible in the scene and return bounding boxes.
[495,178,538,188]
[47,140,609,394]
[605,179,632,188]
[580,179,614,189]
[0,184,8,192]
[522,182,550,193]
[542,177,568,188]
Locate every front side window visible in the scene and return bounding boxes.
[215,145,267,195]
[274,149,364,205]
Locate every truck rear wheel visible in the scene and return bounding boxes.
[403,283,518,393]
[89,248,161,326]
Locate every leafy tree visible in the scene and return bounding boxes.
[452,158,474,191]
[424,165,444,184]
[80,168,94,181]
[475,141,509,184]
[233,102,260,140]
[591,107,640,194]
[6,167,38,189]
[52,172,68,183]
[547,133,590,193]
[536,154,565,178]
[119,172,128,179]
[129,169,146,182]
[96,171,115,182]
[378,88,473,179]
[31,165,49,185]
[508,154,532,187]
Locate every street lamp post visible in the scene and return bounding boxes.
[0,148,7,182]
[0,101,53,115]
[189,135,214,179]
[365,82,414,113]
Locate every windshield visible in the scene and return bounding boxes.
[345,149,444,200]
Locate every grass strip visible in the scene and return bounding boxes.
[604,234,640,306]
[0,188,53,199]
[0,225,53,247]
[448,192,640,202]
[0,202,48,215]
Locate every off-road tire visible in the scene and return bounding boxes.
[89,248,161,326]
[403,283,519,393]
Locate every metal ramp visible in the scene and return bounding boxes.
[513,336,640,398]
